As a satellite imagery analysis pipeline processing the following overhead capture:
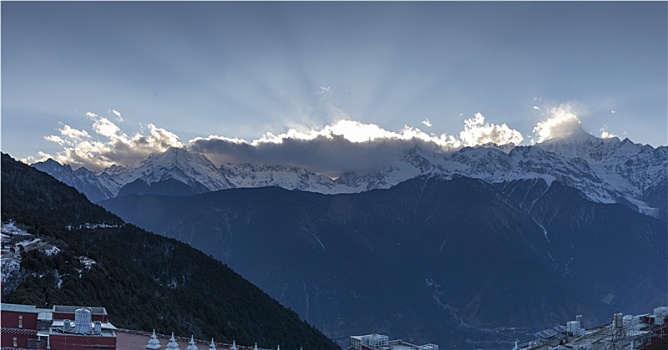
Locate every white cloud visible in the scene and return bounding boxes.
[61,124,91,140]
[21,151,55,166]
[40,103,606,174]
[246,119,447,146]
[600,125,617,139]
[44,135,66,146]
[458,113,524,147]
[92,117,121,138]
[421,118,432,127]
[318,86,330,94]
[40,107,528,174]
[109,109,123,122]
[610,109,618,114]
[44,124,91,146]
[328,120,405,143]
[190,113,523,173]
[532,103,585,143]
[43,112,184,171]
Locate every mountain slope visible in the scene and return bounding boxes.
[523,181,667,311]
[100,174,667,348]
[1,153,339,350]
[29,159,116,207]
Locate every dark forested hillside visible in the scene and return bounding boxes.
[1,153,339,350]
[1,154,123,228]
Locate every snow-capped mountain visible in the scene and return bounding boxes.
[220,163,338,193]
[32,159,114,202]
[109,147,235,194]
[37,148,236,198]
[532,130,667,216]
[33,129,667,218]
[324,135,665,217]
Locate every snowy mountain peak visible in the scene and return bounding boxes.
[32,137,666,220]
[117,147,234,193]
[33,159,114,202]
[401,145,438,172]
[537,132,637,164]
[145,147,196,166]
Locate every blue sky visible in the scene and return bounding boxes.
[2,2,666,171]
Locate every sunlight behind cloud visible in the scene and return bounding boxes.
[41,111,185,171]
[37,102,616,174]
[459,113,523,147]
[189,113,525,172]
[238,113,522,149]
[39,109,529,173]
[533,104,585,143]
[329,120,400,143]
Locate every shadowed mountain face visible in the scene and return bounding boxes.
[100,175,667,348]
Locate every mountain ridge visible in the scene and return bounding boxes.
[34,133,667,220]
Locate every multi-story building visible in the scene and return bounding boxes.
[1,303,117,350]
[1,303,52,349]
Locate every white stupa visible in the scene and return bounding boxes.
[276,346,280,350]
[146,329,161,349]
[253,342,259,350]
[166,332,180,350]
[230,340,237,350]
[186,335,198,350]
[208,338,217,350]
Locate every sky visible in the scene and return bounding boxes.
[2,2,667,172]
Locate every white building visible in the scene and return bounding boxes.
[348,333,438,350]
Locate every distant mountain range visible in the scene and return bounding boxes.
[34,127,667,222]
[31,129,668,348]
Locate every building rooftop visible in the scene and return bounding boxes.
[349,333,438,350]
[53,305,108,315]
[117,331,229,350]
[50,327,116,338]
[1,303,51,314]
[38,311,53,321]
[518,308,668,350]
[51,320,117,331]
